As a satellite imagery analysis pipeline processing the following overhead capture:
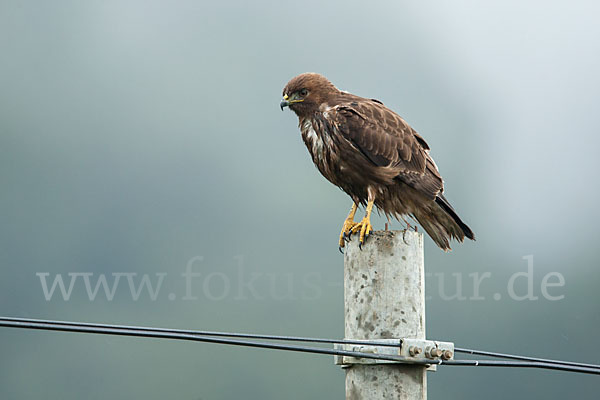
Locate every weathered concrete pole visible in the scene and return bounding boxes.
[344,230,426,399]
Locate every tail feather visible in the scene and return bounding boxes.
[435,195,475,241]
[412,194,475,251]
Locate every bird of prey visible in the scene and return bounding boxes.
[280,73,475,251]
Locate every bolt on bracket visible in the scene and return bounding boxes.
[334,338,454,371]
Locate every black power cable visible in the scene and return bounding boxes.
[1,317,599,375]
[0,318,422,364]
[437,359,600,374]
[454,347,600,370]
[0,316,402,347]
[4,316,595,371]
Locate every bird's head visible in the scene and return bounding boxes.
[281,73,338,117]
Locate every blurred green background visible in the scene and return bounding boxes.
[1,1,599,398]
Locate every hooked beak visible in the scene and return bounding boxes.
[280,95,290,111]
[280,94,303,110]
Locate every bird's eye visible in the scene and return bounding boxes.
[300,89,308,97]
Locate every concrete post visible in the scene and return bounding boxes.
[344,230,426,399]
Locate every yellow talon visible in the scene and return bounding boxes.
[340,196,375,250]
[357,197,375,248]
[339,203,358,249]
[352,217,373,246]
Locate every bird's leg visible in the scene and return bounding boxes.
[339,203,359,252]
[351,191,375,249]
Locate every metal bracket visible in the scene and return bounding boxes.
[334,338,454,371]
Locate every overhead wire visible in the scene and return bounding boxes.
[454,347,600,370]
[1,317,599,375]
[0,318,422,364]
[3,317,594,370]
[0,316,402,347]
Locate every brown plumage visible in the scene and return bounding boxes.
[280,73,474,251]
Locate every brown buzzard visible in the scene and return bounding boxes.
[280,73,474,251]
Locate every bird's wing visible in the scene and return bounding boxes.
[329,99,443,200]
